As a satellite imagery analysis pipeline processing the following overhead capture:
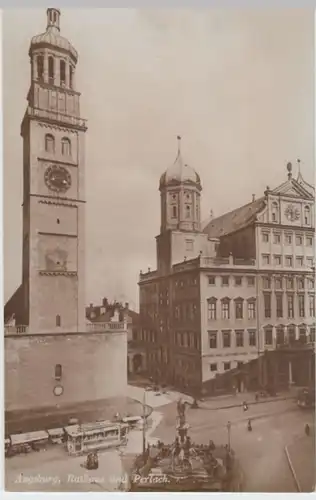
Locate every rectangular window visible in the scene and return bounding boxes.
[306,236,313,246]
[210,363,217,372]
[264,293,271,318]
[235,301,243,319]
[209,331,217,349]
[222,330,231,348]
[224,362,231,371]
[185,239,194,251]
[285,256,293,267]
[287,277,294,289]
[276,293,283,318]
[172,206,177,218]
[275,277,282,289]
[298,295,305,318]
[273,233,281,244]
[55,364,62,380]
[236,330,244,347]
[262,254,270,265]
[262,232,269,243]
[310,327,315,342]
[296,256,304,267]
[299,327,306,344]
[296,235,303,246]
[221,301,230,319]
[265,328,273,345]
[309,295,315,317]
[287,295,294,318]
[307,257,314,267]
[248,330,257,346]
[222,276,229,286]
[207,300,217,320]
[297,278,305,290]
[248,301,256,319]
[262,277,271,289]
[308,279,315,290]
[208,276,215,285]
[274,255,282,266]
[234,276,242,286]
[247,276,255,286]
[285,234,292,245]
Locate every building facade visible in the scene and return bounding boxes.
[138,141,315,394]
[4,9,127,414]
[86,298,143,376]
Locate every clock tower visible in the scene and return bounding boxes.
[20,8,87,333]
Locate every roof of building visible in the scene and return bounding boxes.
[159,137,201,190]
[29,9,78,62]
[4,285,23,324]
[202,197,265,238]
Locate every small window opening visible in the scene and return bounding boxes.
[57,218,60,224]
[60,60,66,87]
[56,314,61,327]
[55,363,62,380]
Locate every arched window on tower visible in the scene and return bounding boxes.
[60,60,66,87]
[45,134,55,153]
[37,55,44,81]
[304,206,311,225]
[56,315,61,327]
[61,137,71,156]
[48,56,54,85]
[69,66,73,89]
[185,205,191,219]
[271,202,279,223]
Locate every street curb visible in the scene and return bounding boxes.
[284,445,301,492]
[197,395,295,411]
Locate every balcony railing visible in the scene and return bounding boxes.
[86,322,126,332]
[25,106,87,129]
[4,325,29,335]
[4,322,126,335]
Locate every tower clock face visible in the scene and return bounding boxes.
[44,165,71,193]
[285,204,300,222]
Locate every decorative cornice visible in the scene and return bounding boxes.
[38,231,77,238]
[39,270,77,277]
[38,156,78,168]
[38,199,77,207]
[37,122,77,134]
[31,193,85,204]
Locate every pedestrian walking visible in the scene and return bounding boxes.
[305,423,310,436]
[247,419,252,432]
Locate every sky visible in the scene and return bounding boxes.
[3,8,315,310]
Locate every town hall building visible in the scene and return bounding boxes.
[138,138,315,394]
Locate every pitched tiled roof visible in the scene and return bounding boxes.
[203,197,266,238]
[4,284,23,323]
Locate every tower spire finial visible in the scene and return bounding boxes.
[177,135,181,156]
[46,8,61,33]
[297,158,301,176]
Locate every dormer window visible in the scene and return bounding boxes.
[271,202,279,223]
[304,206,311,225]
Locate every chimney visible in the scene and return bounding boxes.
[125,302,129,310]
[90,303,93,308]
[252,194,255,202]
[102,297,108,308]
[210,209,214,220]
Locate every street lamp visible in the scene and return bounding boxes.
[227,421,231,451]
[142,388,153,459]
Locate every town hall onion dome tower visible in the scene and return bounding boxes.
[159,136,202,233]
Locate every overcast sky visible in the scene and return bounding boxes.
[3,9,315,310]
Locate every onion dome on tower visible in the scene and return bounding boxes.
[159,137,202,233]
